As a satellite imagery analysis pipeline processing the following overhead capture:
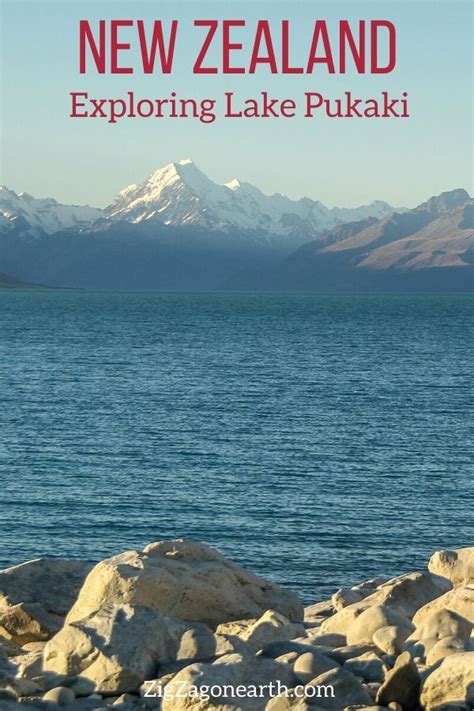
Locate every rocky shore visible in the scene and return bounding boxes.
[0,541,472,710]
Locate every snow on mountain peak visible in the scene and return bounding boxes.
[105,159,398,238]
[0,186,102,237]
[109,159,228,225]
[225,179,241,191]
[1,162,399,244]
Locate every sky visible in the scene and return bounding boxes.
[0,0,472,209]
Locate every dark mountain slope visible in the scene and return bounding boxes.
[0,271,50,289]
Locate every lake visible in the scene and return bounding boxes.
[0,291,472,602]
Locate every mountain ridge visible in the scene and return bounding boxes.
[105,159,398,240]
[0,186,102,238]
[0,159,399,242]
[0,270,51,289]
[0,162,471,292]
[225,190,473,292]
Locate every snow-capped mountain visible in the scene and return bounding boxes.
[0,186,102,237]
[0,177,470,292]
[0,160,397,243]
[106,159,396,239]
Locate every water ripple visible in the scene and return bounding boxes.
[0,291,472,602]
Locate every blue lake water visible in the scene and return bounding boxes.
[0,291,472,603]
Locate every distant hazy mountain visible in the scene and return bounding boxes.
[0,162,471,292]
[227,189,474,292]
[0,271,49,289]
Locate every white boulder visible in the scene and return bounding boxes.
[420,651,474,709]
[350,572,451,618]
[43,603,245,695]
[0,558,91,616]
[217,610,304,653]
[410,608,472,643]
[346,606,413,647]
[161,653,296,710]
[412,585,474,626]
[293,650,339,684]
[66,540,303,627]
[426,635,472,666]
[428,547,474,587]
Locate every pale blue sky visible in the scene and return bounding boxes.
[0,0,472,208]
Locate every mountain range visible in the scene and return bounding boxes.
[230,189,474,292]
[0,160,472,292]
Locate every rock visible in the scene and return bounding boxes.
[404,638,440,660]
[160,654,296,710]
[332,579,386,611]
[43,686,76,705]
[0,637,24,657]
[426,635,472,666]
[8,675,43,697]
[328,645,380,664]
[217,610,305,653]
[375,651,420,709]
[0,558,91,617]
[365,680,382,698]
[293,650,339,683]
[304,620,326,630]
[66,540,303,627]
[22,640,47,652]
[306,667,372,708]
[216,618,257,637]
[14,648,44,680]
[265,694,319,710]
[304,600,335,621]
[0,689,17,702]
[113,693,139,706]
[74,698,110,710]
[0,639,17,686]
[44,603,245,695]
[372,626,411,656]
[259,640,317,659]
[346,606,413,647]
[275,652,300,664]
[350,571,451,618]
[410,608,472,644]
[0,653,11,685]
[290,636,319,646]
[320,606,365,635]
[305,633,346,649]
[404,608,472,660]
[420,651,474,709]
[0,601,63,645]
[3,543,472,710]
[343,652,388,683]
[412,585,474,625]
[331,589,367,610]
[177,627,246,662]
[304,620,325,630]
[0,558,90,650]
[428,547,474,587]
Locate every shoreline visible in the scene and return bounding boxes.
[0,541,472,710]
